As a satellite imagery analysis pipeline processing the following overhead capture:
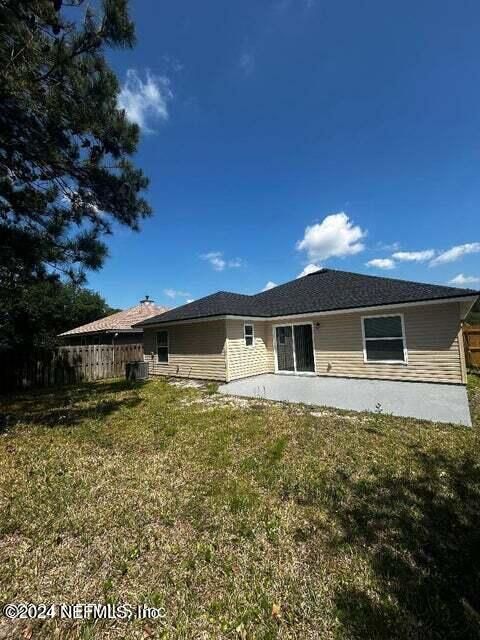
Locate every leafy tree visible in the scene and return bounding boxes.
[0,0,151,288]
[0,280,119,350]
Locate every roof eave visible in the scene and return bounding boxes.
[133,313,237,328]
[134,292,479,328]
[58,328,143,337]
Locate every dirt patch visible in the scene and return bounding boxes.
[310,410,366,422]
[179,394,268,411]
[167,378,205,390]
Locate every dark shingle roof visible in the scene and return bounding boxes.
[137,269,479,327]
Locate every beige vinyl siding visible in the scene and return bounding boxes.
[226,320,273,381]
[308,302,464,384]
[142,300,465,385]
[143,320,227,381]
[264,325,276,372]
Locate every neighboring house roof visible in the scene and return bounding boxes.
[136,269,479,327]
[59,298,169,336]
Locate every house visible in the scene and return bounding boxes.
[59,296,168,346]
[135,269,478,388]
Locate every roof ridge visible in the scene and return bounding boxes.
[216,291,255,298]
[322,267,474,291]
[299,267,329,278]
[253,270,330,298]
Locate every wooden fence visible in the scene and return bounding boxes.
[0,344,144,393]
[463,324,480,370]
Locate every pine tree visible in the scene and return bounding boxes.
[0,0,151,292]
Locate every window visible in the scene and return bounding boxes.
[244,324,254,347]
[362,315,407,363]
[156,330,169,363]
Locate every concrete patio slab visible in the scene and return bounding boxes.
[218,374,472,426]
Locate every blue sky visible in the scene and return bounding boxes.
[88,0,480,309]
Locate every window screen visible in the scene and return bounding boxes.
[364,316,403,339]
[157,330,169,363]
[363,316,406,363]
[244,324,254,347]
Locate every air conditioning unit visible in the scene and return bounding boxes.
[126,360,149,381]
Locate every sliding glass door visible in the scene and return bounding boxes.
[275,324,315,373]
[275,326,295,371]
[293,324,315,372]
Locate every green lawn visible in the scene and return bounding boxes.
[0,376,479,639]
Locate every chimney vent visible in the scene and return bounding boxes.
[140,295,153,304]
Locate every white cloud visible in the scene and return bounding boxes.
[376,241,401,251]
[274,0,315,12]
[163,288,191,299]
[296,212,366,262]
[430,242,480,266]
[186,299,194,304]
[262,281,277,291]
[366,258,395,270]
[200,252,225,271]
[118,69,172,131]
[448,274,480,287]
[297,263,322,278]
[239,50,255,76]
[392,249,435,262]
[200,252,242,271]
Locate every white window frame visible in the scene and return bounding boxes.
[156,329,169,364]
[244,323,255,347]
[361,313,408,365]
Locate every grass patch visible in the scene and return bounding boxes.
[205,381,219,395]
[0,376,479,639]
